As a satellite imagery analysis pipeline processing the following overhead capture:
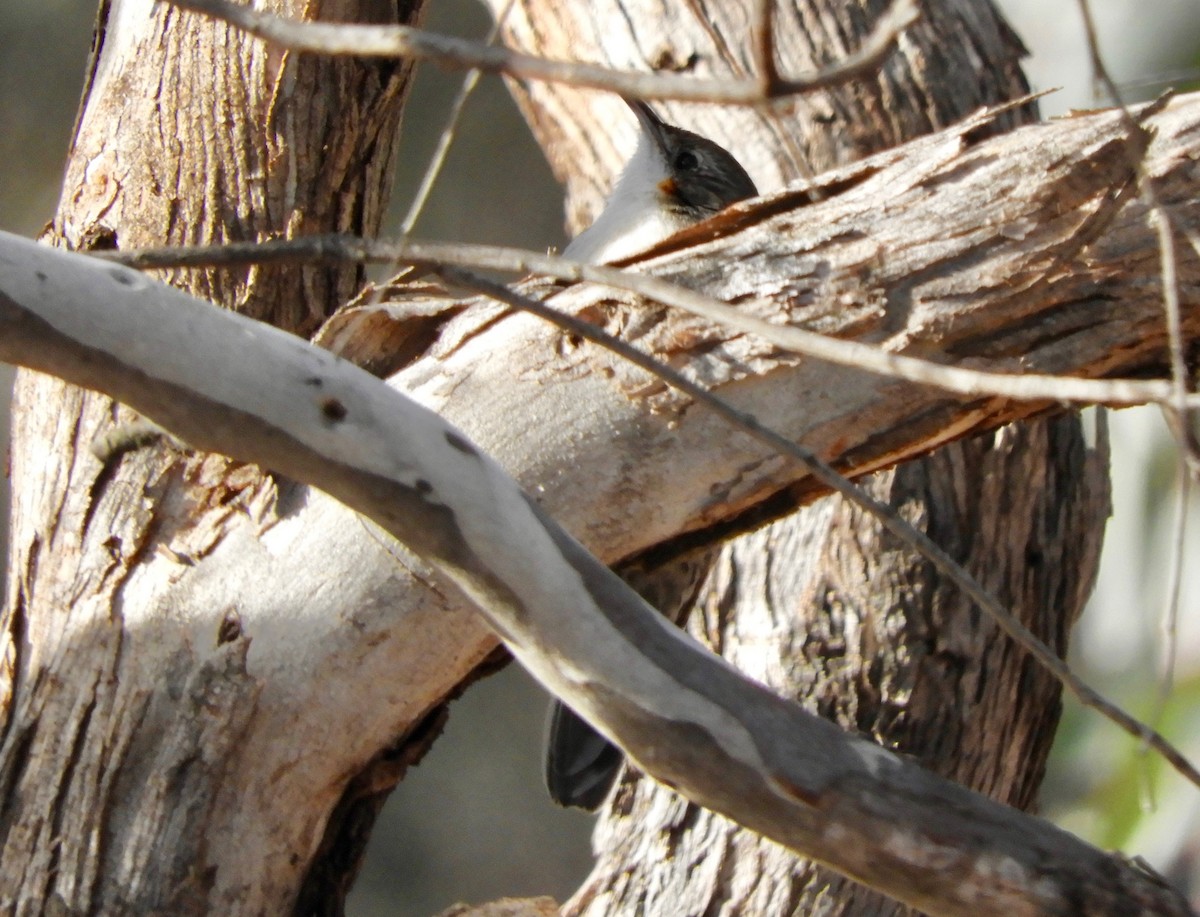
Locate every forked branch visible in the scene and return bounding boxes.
[163,0,918,104]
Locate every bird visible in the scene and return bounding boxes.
[545,98,758,810]
[544,550,718,809]
[562,99,758,264]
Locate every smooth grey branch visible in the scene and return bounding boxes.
[0,232,1192,916]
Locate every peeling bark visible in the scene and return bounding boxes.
[483,0,1114,914]
[0,211,1186,917]
[1,0,1191,913]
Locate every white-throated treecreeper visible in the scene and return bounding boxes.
[545,99,757,809]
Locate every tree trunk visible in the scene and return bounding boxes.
[486,0,1111,913]
[0,0,431,912]
[0,0,1142,913]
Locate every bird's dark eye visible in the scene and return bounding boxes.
[673,150,699,171]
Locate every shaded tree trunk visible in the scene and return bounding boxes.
[487,0,1111,912]
[0,0,427,911]
[0,0,1142,913]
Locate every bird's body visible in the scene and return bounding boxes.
[562,184,690,264]
[545,99,757,810]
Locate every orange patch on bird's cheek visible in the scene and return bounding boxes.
[658,177,678,197]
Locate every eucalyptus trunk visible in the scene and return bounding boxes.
[1,0,428,911]
[487,0,1109,912]
[0,0,1120,914]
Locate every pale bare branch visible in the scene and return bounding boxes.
[106,233,1200,411]
[438,265,1200,792]
[163,0,919,104]
[0,230,1194,917]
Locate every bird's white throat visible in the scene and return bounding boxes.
[562,133,688,265]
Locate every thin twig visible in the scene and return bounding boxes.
[104,234,1200,410]
[1158,451,1189,707]
[1076,0,1192,443]
[356,0,517,548]
[161,0,920,104]
[99,235,1200,788]
[396,0,517,237]
[753,0,782,95]
[1076,0,1195,751]
[436,265,1200,792]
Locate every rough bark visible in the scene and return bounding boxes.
[485,1,1111,914]
[0,0,427,912]
[1,0,1189,913]
[324,99,1192,549]
[3,231,1190,917]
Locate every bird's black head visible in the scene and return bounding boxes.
[626,99,758,218]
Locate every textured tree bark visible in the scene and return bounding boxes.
[0,0,431,912]
[4,0,1169,912]
[485,1,1111,913]
[0,223,1190,916]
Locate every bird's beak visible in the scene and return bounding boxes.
[624,98,671,153]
